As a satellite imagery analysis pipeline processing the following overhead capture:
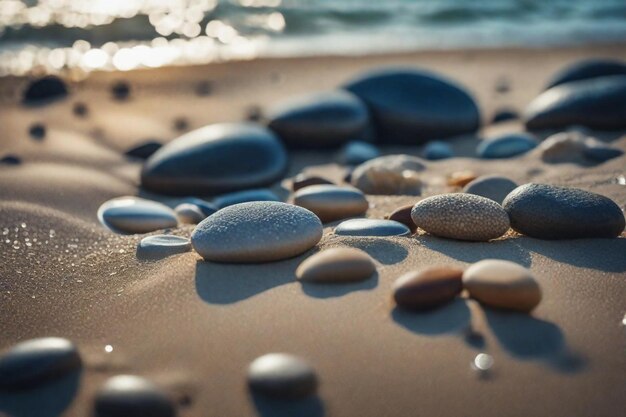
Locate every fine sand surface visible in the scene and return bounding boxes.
[1,45,626,417]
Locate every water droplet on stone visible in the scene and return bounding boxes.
[105,345,113,353]
[472,353,494,372]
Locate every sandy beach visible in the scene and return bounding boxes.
[1,44,626,417]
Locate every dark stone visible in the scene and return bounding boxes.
[184,198,218,217]
[502,183,626,239]
[73,102,88,117]
[491,108,519,124]
[248,354,318,399]
[94,375,175,417]
[344,68,480,144]
[111,81,131,101]
[422,141,453,160]
[173,117,189,132]
[525,75,626,131]
[212,188,279,209]
[477,133,537,159]
[245,105,263,122]
[393,267,464,310]
[495,77,511,94]
[124,141,163,159]
[267,91,370,148]
[195,80,212,96]
[342,141,379,165]
[141,123,288,195]
[545,58,626,90]
[292,174,334,192]
[582,139,624,162]
[28,123,46,140]
[385,204,417,233]
[0,155,21,165]
[22,75,68,105]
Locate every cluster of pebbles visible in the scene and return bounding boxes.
[3,58,626,415]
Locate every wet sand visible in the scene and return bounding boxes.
[1,45,625,417]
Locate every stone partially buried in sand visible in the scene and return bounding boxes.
[141,123,287,195]
[0,337,81,389]
[386,204,418,233]
[350,155,425,195]
[538,131,587,163]
[296,247,376,283]
[545,58,626,90]
[291,174,334,192]
[344,68,480,144]
[94,375,175,417]
[137,235,192,259]
[248,353,318,399]
[463,175,519,204]
[422,141,453,160]
[463,259,541,312]
[98,197,178,234]
[212,188,279,209]
[191,201,322,263]
[502,183,625,239]
[477,133,538,159]
[393,267,464,310]
[582,137,624,162]
[22,75,68,105]
[334,219,410,237]
[411,194,510,241]
[293,184,368,223]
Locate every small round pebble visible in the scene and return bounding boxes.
[293,184,368,223]
[137,235,192,258]
[422,141,453,160]
[393,267,464,310]
[111,81,131,100]
[463,175,519,204]
[23,75,68,105]
[385,204,418,233]
[463,259,542,312]
[491,108,519,124]
[191,201,322,263]
[477,133,538,159]
[291,174,334,192]
[334,219,410,237]
[73,102,89,117]
[0,337,81,389]
[342,141,380,165]
[1,155,21,165]
[175,203,206,224]
[296,248,376,283]
[28,123,46,140]
[411,194,510,241]
[94,375,175,417]
[447,171,478,187]
[248,353,318,399]
[98,197,178,234]
[539,132,586,163]
[350,155,425,195]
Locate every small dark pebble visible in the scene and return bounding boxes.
[0,155,21,165]
[491,108,519,124]
[22,75,68,105]
[343,170,352,183]
[73,102,88,117]
[111,81,131,101]
[292,174,334,192]
[495,77,510,93]
[173,117,189,132]
[125,141,163,160]
[28,123,46,140]
[195,80,212,96]
[385,204,418,233]
[245,105,263,122]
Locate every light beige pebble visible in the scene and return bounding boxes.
[175,203,206,224]
[296,247,376,283]
[462,259,542,312]
[293,184,368,222]
[538,131,586,163]
[350,154,425,195]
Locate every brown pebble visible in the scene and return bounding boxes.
[393,267,464,310]
[292,174,334,191]
[385,204,417,232]
[296,247,376,283]
[447,171,478,187]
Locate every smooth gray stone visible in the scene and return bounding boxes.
[293,184,368,223]
[248,353,318,399]
[503,183,625,239]
[137,235,192,259]
[267,90,370,148]
[334,219,410,237]
[191,201,323,263]
[344,68,480,144]
[545,58,626,89]
[175,203,206,224]
[582,138,624,162]
[0,337,81,389]
[212,189,279,209]
[141,123,288,195]
[422,141,453,160]
[477,133,538,159]
[491,109,519,124]
[98,197,178,234]
[94,375,175,417]
[184,198,218,217]
[463,175,519,204]
[525,75,626,131]
[343,141,380,165]
[125,141,162,160]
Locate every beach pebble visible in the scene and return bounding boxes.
[463,260,542,312]
[291,174,334,192]
[98,197,178,234]
[538,131,587,163]
[393,267,464,310]
[267,90,370,148]
[491,108,519,124]
[125,141,163,159]
[94,375,175,417]
[342,141,380,165]
[248,353,318,399]
[23,75,68,105]
[344,69,480,144]
[296,248,376,283]
[293,185,368,222]
[582,137,624,162]
[411,194,510,241]
[212,188,279,209]
[29,123,46,140]
[477,133,538,159]
[385,204,418,232]
[350,155,425,195]
[1,155,21,165]
[0,337,81,389]
[525,75,626,130]
[184,198,218,217]
[503,183,625,239]
[73,102,88,117]
[137,235,192,258]
[463,175,519,204]
[111,81,131,100]
[422,141,453,160]
[334,219,410,237]
[175,203,206,224]
[447,171,478,187]
[141,123,287,195]
[191,201,322,263]
[545,58,626,89]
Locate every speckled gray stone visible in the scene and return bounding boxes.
[350,155,425,195]
[463,175,519,204]
[343,141,380,165]
[411,194,510,241]
[212,188,279,209]
[94,375,175,417]
[0,337,81,389]
[293,185,368,222]
[334,219,411,237]
[175,203,206,224]
[191,201,323,262]
[137,235,192,258]
[502,183,625,239]
[248,353,318,399]
[296,247,376,283]
[98,197,178,234]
